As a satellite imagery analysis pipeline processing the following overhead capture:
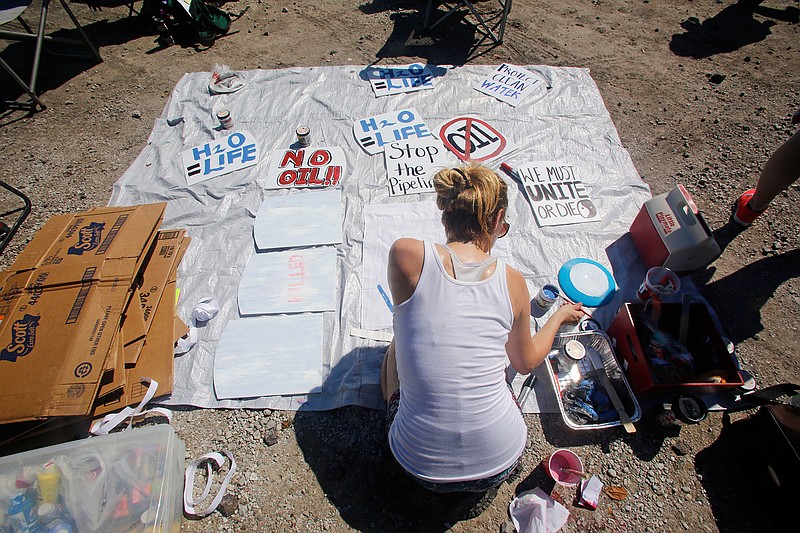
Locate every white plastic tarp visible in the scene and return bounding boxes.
[110,65,654,412]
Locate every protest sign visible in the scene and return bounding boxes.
[264,147,345,190]
[254,189,342,250]
[437,117,516,162]
[214,314,324,399]
[238,247,337,316]
[181,131,259,186]
[364,63,435,97]
[474,64,545,107]
[515,161,601,227]
[384,137,451,197]
[353,108,432,155]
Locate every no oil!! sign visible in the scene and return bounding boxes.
[437,117,516,163]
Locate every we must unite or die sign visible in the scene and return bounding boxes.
[516,161,601,227]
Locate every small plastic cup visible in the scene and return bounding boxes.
[637,266,681,302]
[543,449,584,487]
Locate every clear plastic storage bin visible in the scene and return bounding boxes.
[0,424,184,533]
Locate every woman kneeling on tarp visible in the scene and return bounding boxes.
[381,164,584,501]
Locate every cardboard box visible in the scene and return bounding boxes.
[122,230,188,366]
[0,204,166,423]
[607,303,743,396]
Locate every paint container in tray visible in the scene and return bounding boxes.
[296,126,311,146]
[558,339,586,370]
[544,331,641,430]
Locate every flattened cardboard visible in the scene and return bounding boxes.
[0,204,167,423]
[122,230,188,366]
[0,266,131,422]
[93,276,179,417]
[8,203,165,281]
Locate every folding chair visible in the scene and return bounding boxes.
[0,179,31,255]
[423,0,512,44]
[424,0,512,44]
[0,0,102,111]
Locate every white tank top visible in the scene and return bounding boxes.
[388,240,527,483]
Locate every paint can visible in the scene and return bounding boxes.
[533,284,559,312]
[217,109,234,130]
[578,317,602,332]
[656,394,707,427]
[296,126,311,146]
[637,266,680,302]
[558,339,586,369]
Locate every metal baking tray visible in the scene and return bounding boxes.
[544,330,642,430]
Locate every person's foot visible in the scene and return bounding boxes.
[732,189,766,226]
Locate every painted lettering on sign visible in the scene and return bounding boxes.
[384,137,452,197]
[264,146,346,190]
[516,161,601,227]
[181,130,260,186]
[438,117,514,162]
[354,108,432,155]
[287,254,305,303]
[474,64,546,107]
[365,64,436,97]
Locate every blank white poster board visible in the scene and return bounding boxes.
[214,314,324,399]
[254,189,343,251]
[239,247,338,315]
[361,201,516,330]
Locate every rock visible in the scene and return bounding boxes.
[708,73,726,84]
[672,439,691,456]
[217,493,239,517]
[263,429,279,446]
[131,111,142,119]
[500,520,515,533]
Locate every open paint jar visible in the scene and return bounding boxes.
[543,449,584,487]
[558,339,586,369]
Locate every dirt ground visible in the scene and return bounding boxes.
[1,1,799,532]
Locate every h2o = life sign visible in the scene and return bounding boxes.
[438,117,510,162]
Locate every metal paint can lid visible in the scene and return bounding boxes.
[674,395,707,424]
[578,318,602,331]
[561,339,586,363]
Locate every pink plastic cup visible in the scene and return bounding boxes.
[543,449,584,487]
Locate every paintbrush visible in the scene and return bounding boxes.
[561,467,590,479]
[558,294,594,320]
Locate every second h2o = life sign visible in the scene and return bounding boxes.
[438,117,508,162]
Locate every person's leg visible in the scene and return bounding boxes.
[734,129,800,225]
[381,340,400,401]
[750,129,800,210]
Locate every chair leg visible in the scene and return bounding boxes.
[0,57,46,111]
[28,0,51,95]
[58,0,102,62]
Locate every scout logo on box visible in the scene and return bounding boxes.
[67,222,105,255]
[181,131,259,186]
[0,314,40,363]
[354,108,431,155]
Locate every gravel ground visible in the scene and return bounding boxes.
[1,1,799,532]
